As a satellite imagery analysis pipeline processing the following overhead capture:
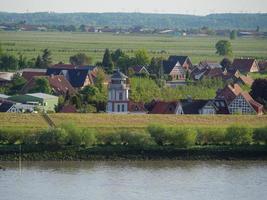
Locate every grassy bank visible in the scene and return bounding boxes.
[1,113,267,132]
[0,121,267,160]
[1,31,267,64]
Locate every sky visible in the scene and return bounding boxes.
[0,0,267,15]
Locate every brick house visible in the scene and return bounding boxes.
[231,58,259,74]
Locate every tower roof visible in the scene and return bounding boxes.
[111,69,128,80]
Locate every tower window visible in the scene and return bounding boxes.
[122,104,125,112]
[119,92,123,100]
[117,104,120,112]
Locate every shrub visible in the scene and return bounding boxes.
[96,132,121,145]
[120,130,153,146]
[81,129,96,147]
[171,128,197,148]
[253,126,267,144]
[225,126,253,145]
[147,125,172,146]
[38,127,68,146]
[196,128,226,145]
[60,123,82,146]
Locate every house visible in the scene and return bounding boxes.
[181,99,209,114]
[216,84,263,115]
[106,69,130,113]
[21,75,76,96]
[149,100,183,114]
[0,72,14,86]
[128,102,147,114]
[129,66,150,76]
[59,104,77,113]
[163,60,186,80]
[234,74,254,87]
[8,93,58,112]
[0,101,35,113]
[258,60,267,72]
[168,56,193,71]
[200,99,229,115]
[46,65,97,89]
[190,61,223,80]
[162,56,193,80]
[21,69,47,82]
[231,58,259,74]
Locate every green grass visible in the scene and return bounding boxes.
[249,72,267,79]
[0,113,266,132]
[1,31,267,64]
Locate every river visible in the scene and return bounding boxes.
[1,161,267,200]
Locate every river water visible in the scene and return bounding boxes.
[0,161,267,200]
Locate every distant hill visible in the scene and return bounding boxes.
[0,12,267,30]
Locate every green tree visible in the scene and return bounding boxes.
[41,49,52,68]
[79,24,86,32]
[215,40,233,56]
[0,54,18,71]
[94,68,106,92]
[102,49,114,74]
[18,54,28,69]
[69,53,92,65]
[35,55,43,68]
[134,49,150,66]
[0,43,3,55]
[30,77,52,94]
[7,73,27,95]
[111,48,125,63]
[230,30,237,40]
[149,57,164,77]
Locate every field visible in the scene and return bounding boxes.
[0,113,267,132]
[1,31,267,64]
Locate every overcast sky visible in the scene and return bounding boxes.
[1,0,267,15]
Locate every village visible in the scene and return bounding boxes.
[0,50,266,115]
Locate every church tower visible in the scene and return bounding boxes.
[106,69,129,113]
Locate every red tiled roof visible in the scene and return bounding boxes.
[238,75,254,86]
[240,92,263,114]
[128,101,147,112]
[232,58,258,73]
[150,101,180,114]
[22,71,46,82]
[216,84,243,104]
[59,104,77,113]
[48,75,76,95]
[21,75,76,96]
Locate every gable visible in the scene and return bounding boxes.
[228,95,255,114]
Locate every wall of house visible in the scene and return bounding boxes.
[228,95,255,114]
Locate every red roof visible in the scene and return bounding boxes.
[150,101,180,114]
[240,92,263,114]
[22,71,46,82]
[128,101,147,113]
[232,58,258,73]
[216,84,242,104]
[59,105,77,113]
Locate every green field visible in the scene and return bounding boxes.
[1,31,267,64]
[0,113,267,132]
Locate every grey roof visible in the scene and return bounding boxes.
[0,94,10,99]
[0,102,14,112]
[27,93,58,100]
[111,69,128,79]
[18,68,47,73]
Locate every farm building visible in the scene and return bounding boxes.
[8,93,58,112]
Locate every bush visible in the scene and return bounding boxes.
[96,132,121,145]
[81,129,96,147]
[196,128,226,145]
[120,130,153,146]
[225,126,253,145]
[253,126,267,144]
[60,123,82,146]
[38,127,68,146]
[171,128,197,147]
[147,125,172,146]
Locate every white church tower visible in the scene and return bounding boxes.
[106,69,129,113]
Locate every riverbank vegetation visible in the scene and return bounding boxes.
[0,123,267,160]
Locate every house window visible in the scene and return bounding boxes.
[117,104,120,112]
[122,104,125,112]
[119,92,123,100]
